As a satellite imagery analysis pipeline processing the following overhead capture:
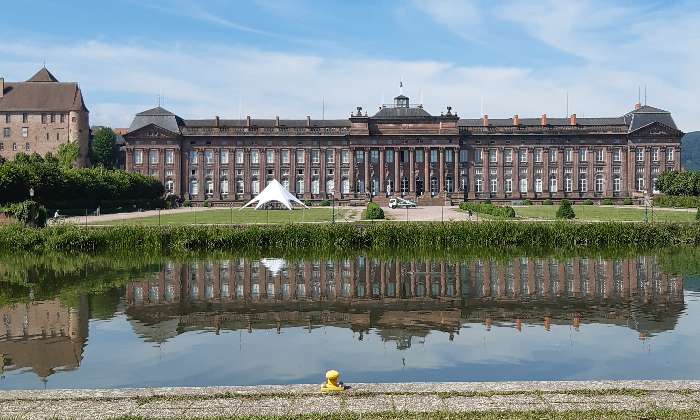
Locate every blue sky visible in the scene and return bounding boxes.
[1,0,698,130]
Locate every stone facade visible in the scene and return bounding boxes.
[123,95,683,205]
[0,67,90,166]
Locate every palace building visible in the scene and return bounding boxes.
[123,94,683,205]
[0,67,90,165]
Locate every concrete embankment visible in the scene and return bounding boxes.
[2,380,700,419]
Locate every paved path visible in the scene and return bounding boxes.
[1,380,699,419]
[383,206,472,222]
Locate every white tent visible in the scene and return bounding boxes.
[241,179,308,210]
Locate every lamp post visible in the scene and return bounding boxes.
[330,193,335,223]
[643,190,648,223]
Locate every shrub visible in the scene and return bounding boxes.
[556,199,576,219]
[2,200,47,227]
[203,200,211,208]
[623,197,634,205]
[583,199,594,205]
[303,200,313,207]
[522,199,533,205]
[459,202,516,218]
[697,208,700,221]
[543,199,553,205]
[183,199,191,207]
[483,199,492,204]
[363,202,384,220]
[653,195,700,208]
[601,198,614,205]
[319,200,332,206]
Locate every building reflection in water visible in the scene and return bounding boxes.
[125,256,684,349]
[0,297,88,382]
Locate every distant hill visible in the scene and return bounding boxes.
[683,131,700,170]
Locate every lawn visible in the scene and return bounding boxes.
[98,207,356,225]
[514,205,696,222]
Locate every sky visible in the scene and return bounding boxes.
[1,0,698,131]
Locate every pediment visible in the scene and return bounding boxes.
[125,123,180,140]
[629,121,683,137]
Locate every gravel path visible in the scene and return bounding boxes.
[1,380,699,419]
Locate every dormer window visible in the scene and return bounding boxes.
[394,95,409,108]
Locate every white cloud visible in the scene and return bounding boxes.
[0,28,697,131]
[411,0,481,40]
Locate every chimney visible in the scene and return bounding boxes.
[513,114,520,126]
[634,102,642,110]
[541,113,547,126]
[246,115,251,127]
[275,116,280,127]
[570,113,577,126]
[0,77,4,98]
[215,116,220,127]
[306,115,311,127]
[482,114,489,127]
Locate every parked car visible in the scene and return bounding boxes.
[388,197,417,209]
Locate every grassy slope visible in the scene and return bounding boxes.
[98,208,355,225]
[114,409,700,419]
[514,205,696,222]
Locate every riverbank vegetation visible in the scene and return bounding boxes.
[653,170,700,208]
[1,222,698,255]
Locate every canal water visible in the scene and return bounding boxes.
[1,253,699,389]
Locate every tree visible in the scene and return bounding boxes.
[90,127,117,168]
[556,199,576,219]
[57,142,80,169]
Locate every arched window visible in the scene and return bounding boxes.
[415,177,424,195]
[385,179,393,196]
[341,178,350,194]
[401,176,409,195]
[430,177,438,196]
[189,179,198,195]
[445,176,453,193]
[326,179,335,194]
[296,178,304,194]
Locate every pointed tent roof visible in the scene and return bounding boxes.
[26,67,60,82]
[241,179,308,210]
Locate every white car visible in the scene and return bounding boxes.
[388,197,417,209]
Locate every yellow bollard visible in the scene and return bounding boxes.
[320,370,345,393]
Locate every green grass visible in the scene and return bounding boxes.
[96,208,355,225]
[514,205,696,222]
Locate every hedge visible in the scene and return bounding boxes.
[2,222,697,255]
[459,202,516,218]
[0,155,164,209]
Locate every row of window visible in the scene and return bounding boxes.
[0,142,31,152]
[2,127,29,138]
[473,147,675,164]
[1,113,68,124]
[185,178,353,197]
[473,176,655,194]
[133,146,678,167]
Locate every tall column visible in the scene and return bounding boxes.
[364,148,370,195]
[572,147,579,197]
[644,146,652,195]
[482,148,490,198]
[320,147,326,196]
[334,149,341,198]
[244,148,252,200]
[468,152,476,199]
[439,147,445,197]
[213,148,220,197]
[197,149,205,200]
[274,149,281,183]
[556,148,564,199]
[394,148,400,196]
[542,148,549,194]
[304,149,311,198]
[174,148,182,196]
[379,147,385,196]
[497,147,505,199]
[349,148,356,196]
[626,146,635,195]
[424,148,430,197]
[587,147,594,198]
[512,148,520,198]
[605,147,613,196]
[526,148,535,198]
[453,147,459,199]
[289,149,297,194]
[409,147,415,194]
